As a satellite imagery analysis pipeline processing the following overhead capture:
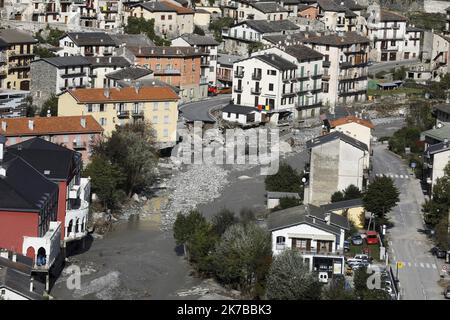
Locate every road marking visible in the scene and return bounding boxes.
[400,175,404,178]
[395,174,399,178]
[426,263,430,268]
[408,262,412,267]
[420,263,424,268]
[432,264,437,269]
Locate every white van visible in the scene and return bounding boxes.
[318,272,329,283]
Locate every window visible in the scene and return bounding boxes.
[267,70,276,75]
[63,135,69,143]
[99,104,105,112]
[168,15,172,20]
[161,15,165,20]
[87,104,93,112]
[163,128,169,137]
[153,102,159,111]
[152,115,158,123]
[269,83,274,91]
[164,101,170,110]
[164,115,169,124]
[100,118,107,126]
[276,236,285,244]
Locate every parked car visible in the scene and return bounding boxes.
[351,234,363,245]
[431,246,447,259]
[366,231,379,245]
[344,240,350,252]
[444,286,450,299]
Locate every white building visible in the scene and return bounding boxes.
[254,45,324,120]
[328,115,374,154]
[304,131,369,205]
[229,52,298,124]
[58,32,118,57]
[304,32,369,107]
[367,10,412,62]
[316,0,364,33]
[221,19,300,56]
[223,0,290,22]
[430,33,450,81]
[423,141,450,195]
[85,56,131,88]
[268,204,349,276]
[171,34,219,86]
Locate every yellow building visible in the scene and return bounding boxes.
[321,199,365,229]
[0,29,37,90]
[58,86,180,148]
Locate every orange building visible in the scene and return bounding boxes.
[128,46,208,102]
[298,5,318,20]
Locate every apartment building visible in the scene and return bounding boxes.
[367,10,410,62]
[304,131,369,205]
[304,32,369,107]
[221,0,289,22]
[58,32,118,57]
[0,89,29,118]
[30,56,91,108]
[423,141,450,195]
[0,29,37,91]
[85,56,131,88]
[221,19,300,56]
[0,115,103,163]
[128,46,207,102]
[171,34,219,86]
[57,86,180,148]
[127,1,194,38]
[217,53,241,88]
[316,0,363,33]
[429,33,450,81]
[227,53,297,124]
[254,45,324,120]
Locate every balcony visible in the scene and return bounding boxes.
[153,68,181,75]
[8,63,30,70]
[22,221,62,270]
[282,91,296,97]
[132,110,144,118]
[252,72,262,80]
[234,70,244,78]
[9,52,34,58]
[117,110,130,118]
[293,248,343,257]
[233,85,243,92]
[65,178,90,242]
[251,87,261,95]
[61,71,87,78]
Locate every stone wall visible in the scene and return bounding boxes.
[30,60,57,109]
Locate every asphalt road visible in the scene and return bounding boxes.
[372,143,445,300]
[179,94,231,122]
[368,59,420,74]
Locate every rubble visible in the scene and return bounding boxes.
[160,164,229,230]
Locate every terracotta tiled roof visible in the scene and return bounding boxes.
[68,86,179,103]
[0,115,103,136]
[329,115,374,129]
[160,1,194,14]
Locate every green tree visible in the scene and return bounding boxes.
[124,17,170,46]
[212,209,237,236]
[363,176,400,219]
[212,223,272,297]
[23,96,36,117]
[275,197,301,210]
[83,156,126,210]
[331,191,345,203]
[343,184,362,200]
[265,163,302,193]
[34,46,56,58]
[92,121,158,196]
[266,249,322,300]
[35,27,65,46]
[209,17,234,42]
[193,25,205,36]
[322,276,356,300]
[435,215,450,250]
[248,42,264,55]
[392,66,406,81]
[39,95,58,117]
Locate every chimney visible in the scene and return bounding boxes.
[1,121,6,131]
[30,277,34,293]
[104,87,110,98]
[80,117,86,128]
[28,119,34,130]
[325,212,331,225]
[134,81,141,94]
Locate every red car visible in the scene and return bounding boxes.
[366,231,379,245]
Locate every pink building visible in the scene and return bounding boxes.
[0,115,103,163]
